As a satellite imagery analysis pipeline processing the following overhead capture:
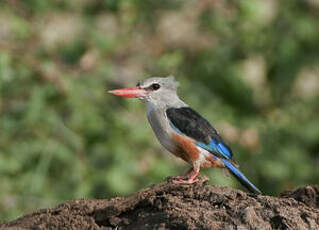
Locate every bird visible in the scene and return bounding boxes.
[108,76,261,194]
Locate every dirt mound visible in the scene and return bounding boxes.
[1,176,319,230]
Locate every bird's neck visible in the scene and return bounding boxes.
[146,95,186,112]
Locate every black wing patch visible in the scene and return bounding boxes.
[166,107,233,160]
[166,107,220,144]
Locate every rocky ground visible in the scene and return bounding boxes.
[1,176,319,230]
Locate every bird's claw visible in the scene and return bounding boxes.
[172,178,199,184]
[173,175,188,180]
[172,168,194,180]
[172,176,198,184]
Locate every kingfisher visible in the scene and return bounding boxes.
[108,76,261,194]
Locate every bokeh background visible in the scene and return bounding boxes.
[1,0,319,221]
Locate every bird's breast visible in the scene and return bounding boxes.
[146,105,178,154]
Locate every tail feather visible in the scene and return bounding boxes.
[221,159,261,194]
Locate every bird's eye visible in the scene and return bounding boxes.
[151,83,160,90]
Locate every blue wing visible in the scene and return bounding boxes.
[167,107,261,194]
[197,139,233,160]
[166,107,234,160]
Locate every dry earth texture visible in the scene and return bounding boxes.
[1,176,319,230]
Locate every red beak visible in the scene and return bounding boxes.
[108,87,147,98]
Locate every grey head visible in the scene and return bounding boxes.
[136,75,185,108]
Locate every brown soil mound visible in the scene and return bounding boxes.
[1,176,319,230]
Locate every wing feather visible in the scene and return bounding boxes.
[166,107,233,160]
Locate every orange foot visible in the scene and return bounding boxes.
[172,170,199,184]
[172,177,199,184]
[173,168,193,180]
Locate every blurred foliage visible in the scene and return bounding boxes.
[1,0,319,222]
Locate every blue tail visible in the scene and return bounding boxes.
[221,159,261,194]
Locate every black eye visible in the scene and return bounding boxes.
[151,83,160,90]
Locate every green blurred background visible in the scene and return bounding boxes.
[1,0,319,221]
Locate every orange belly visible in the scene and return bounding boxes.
[172,133,200,164]
[172,133,226,169]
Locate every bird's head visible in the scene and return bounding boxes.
[108,75,180,105]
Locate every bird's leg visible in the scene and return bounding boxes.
[172,164,200,184]
[173,168,194,180]
[172,169,199,184]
